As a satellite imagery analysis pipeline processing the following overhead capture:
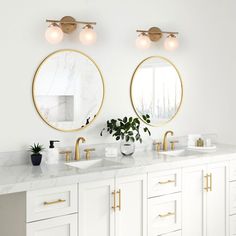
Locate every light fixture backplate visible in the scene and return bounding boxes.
[60,16,77,34]
[148,27,162,41]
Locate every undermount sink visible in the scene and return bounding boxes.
[65,159,122,170]
[159,149,197,157]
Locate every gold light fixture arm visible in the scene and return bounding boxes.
[136,30,179,35]
[46,19,97,25]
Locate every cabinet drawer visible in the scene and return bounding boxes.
[230,215,236,236]
[231,182,236,215]
[230,160,236,181]
[148,169,181,197]
[148,193,181,236]
[27,185,77,222]
[27,213,77,236]
[158,231,181,236]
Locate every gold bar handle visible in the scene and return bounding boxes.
[204,174,209,192]
[44,199,66,205]
[116,189,121,211]
[112,190,116,212]
[158,180,175,185]
[209,173,212,192]
[159,212,175,218]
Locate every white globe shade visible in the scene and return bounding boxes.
[45,24,64,44]
[164,35,179,51]
[136,33,151,50]
[79,26,97,45]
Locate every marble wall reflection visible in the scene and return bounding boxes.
[33,50,104,131]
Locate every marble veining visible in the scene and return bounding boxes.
[0,144,236,195]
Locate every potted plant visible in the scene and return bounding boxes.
[29,143,45,166]
[100,115,151,156]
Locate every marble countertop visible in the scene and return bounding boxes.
[1,144,236,195]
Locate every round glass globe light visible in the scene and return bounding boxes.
[164,35,179,51]
[136,33,151,50]
[45,24,64,44]
[79,26,97,45]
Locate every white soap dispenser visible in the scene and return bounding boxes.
[46,140,60,164]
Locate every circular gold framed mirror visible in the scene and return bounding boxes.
[32,49,105,132]
[130,56,183,127]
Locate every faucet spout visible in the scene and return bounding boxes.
[163,130,174,151]
[75,137,86,161]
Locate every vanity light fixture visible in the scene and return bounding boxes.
[45,16,97,45]
[136,27,179,51]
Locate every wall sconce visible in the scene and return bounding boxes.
[136,27,179,51]
[45,16,97,45]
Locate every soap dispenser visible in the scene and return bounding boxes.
[46,140,60,164]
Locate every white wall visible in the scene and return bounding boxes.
[0,0,235,152]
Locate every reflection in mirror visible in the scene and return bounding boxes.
[33,50,104,131]
[131,56,183,126]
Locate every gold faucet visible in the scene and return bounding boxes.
[75,137,86,161]
[163,130,174,151]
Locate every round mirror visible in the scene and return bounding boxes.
[131,56,183,126]
[33,49,104,132]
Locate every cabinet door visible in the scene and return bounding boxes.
[206,162,228,236]
[182,165,207,236]
[79,179,115,236]
[27,214,77,236]
[115,174,147,236]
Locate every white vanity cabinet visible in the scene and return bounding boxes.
[79,174,147,236]
[182,161,228,236]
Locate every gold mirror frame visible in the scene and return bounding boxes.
[32,49,105,132]
[130,56,183,127]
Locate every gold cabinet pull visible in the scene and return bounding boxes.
[204,174,209,192]
[159,212,175,218]
[116,189,121,211]
[112,190,116,212]
[44,199,66,205]
[209,173,212,192]
[158,180,175,185]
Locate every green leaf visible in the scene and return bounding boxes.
[125,135,130,142]
[123,117,127,123]
[116,136,120,141]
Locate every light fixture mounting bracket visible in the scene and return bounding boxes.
[148,27,162,42]
[60,16,77,34]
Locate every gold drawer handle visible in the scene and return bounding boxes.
[44,199,66,205]
[116,189,121,211]
[159,212,175,218]
[158,180,175,185]
[112,190,116,212]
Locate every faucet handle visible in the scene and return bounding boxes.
[60,151,72,162]
[84,148,95,160]
[154,142,162,152]
[169,140,179,151]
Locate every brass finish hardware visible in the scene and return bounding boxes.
[159,212,175,218]
[44,199,66,205]
[116,189,121,211]
[46,16,96,34]
[112,190,116,211]
[204,173,213,192]
[148,27,162,41]
[136,28,179,42]
[163,130,174,151]
[204,174,209,192]
[196,138,204,147]
[170,140,179,151]
[158,180,175,185]
[60,151,72,162]
[154,142,162,152]
[84,148,96,160]
[75,137,86,161]
[209,173,212,192]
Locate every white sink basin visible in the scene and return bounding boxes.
[65,159,122,170]
[159,149,197,157]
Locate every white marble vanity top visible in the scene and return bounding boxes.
[0,144,236,195]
